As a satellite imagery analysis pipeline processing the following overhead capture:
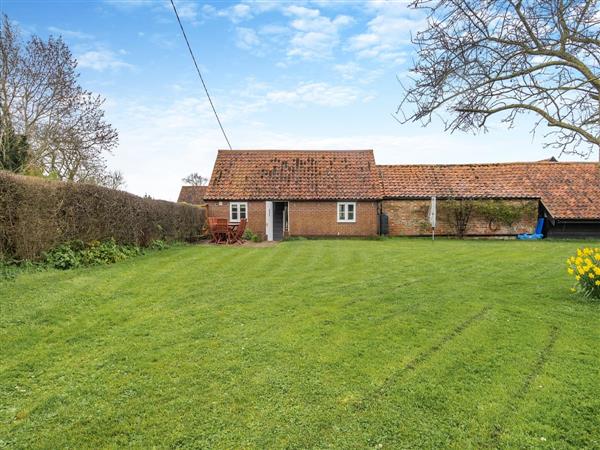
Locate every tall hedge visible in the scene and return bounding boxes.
[0,171,206,260]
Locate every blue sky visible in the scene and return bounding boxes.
[2,0,594,200]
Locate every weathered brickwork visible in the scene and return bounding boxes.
[207,200,378,238]
[208,198,537,238]
[382,199,538,236]
[206,201,266,238]
[288,201,378,237]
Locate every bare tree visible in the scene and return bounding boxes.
[397,0,600,160]
[97,170,126,190]
[0,15,119,180]
[182,172,208,186]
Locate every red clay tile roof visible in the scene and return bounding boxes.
[204,150,383,201]
[177,186,207,204]
[379,162,600,220]
[526,163,600,220]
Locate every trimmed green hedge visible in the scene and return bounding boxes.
[0,171,206,260]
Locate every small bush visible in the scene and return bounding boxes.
[242,228,262,242]
[0,259,18,282]
[566,247,600,299]
[44,243,82,270]
[149,239,169,251]
[44,238,141,270]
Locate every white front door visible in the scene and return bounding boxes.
[265,201,273,241]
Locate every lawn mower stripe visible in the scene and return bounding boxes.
[490,324,559,446]
[355,305,492,410]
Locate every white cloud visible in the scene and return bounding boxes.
[48,26,94,40]
[333,61,383,83]
[346,1,423,64]
[201,4,217,15]
[105,95,222,200]
[236,27,260,50]
[104,0,199,23]
[77,49,133,71]
[284,5,354,59]
[264,82,366,107]
[203,2,253,23]
[229,3,252,22]
[260,24,288,35]
[171,0,199,22]
[103,0,155,10]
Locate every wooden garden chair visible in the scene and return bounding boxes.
[228,218,247,244]
[208,217,228,244]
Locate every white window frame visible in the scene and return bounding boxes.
[337,202,356,223]
[229,202,248,223]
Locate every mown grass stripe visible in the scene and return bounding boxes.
[354,305,492,411]
[490,324,560,446]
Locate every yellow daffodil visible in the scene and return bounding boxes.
[567,248,600,299]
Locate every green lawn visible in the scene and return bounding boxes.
[1,239,599,449]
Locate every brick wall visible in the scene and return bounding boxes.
[206,201,266,239]
[382,199,538,237]
[207,200,378,238]
[289,201,378,237]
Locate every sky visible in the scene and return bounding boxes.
[2,0,596,201]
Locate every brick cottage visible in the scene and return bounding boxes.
[178,150,600,240]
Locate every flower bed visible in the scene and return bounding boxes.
[567,247,600,299]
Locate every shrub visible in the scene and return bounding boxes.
[243,228,262,242]
[0,259,18,282]
[566,247,600,299]
[473,200,531,227]
[44,242,82,270]
[149,239,169,251]
[44,238,142,270]
[441,199,474,238]
[242,228,256,241]
[439,198,535,238]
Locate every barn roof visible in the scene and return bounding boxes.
[177,186,207,204]
[379,162,600,220]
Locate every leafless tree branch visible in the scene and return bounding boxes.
[397,0,600,159]
[0,15,119,182]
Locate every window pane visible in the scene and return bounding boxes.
[231,204,238,220]
[240,204,247,219]
[338,203,345,221]
[348,203,355,220]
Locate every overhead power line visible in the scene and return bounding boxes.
[169,0,233,150]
